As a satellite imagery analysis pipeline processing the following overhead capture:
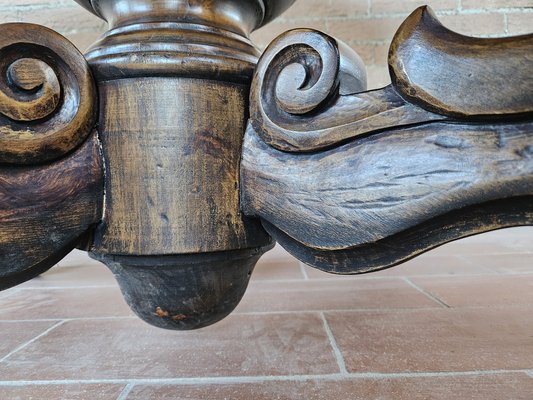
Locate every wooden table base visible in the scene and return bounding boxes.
[0,1,531,330]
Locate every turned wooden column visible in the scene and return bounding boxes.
[75,0,295,329]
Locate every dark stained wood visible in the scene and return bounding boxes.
[92,78,270,255]
[389,6,533,119]
[84,21,260,82]
[93,246,270,330]
[0,22,102,289]
[242,122,533,249]
[241,7,532,273]
[1,2,531,330]
[80,0,294,83]
[249,13,533,153]
[80,0,279,329]
[0,131,103,289]
[1,58,60,121]
[250,29,445,152]
[0,23,97,164]
[74,0,295,32]
[263,197,532,274]
[241,122,532,270]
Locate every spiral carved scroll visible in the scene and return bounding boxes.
[250,29,371,152]
[0,23,96,164]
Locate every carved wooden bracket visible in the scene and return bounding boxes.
[0,1,531,330]
[241,8,533,273]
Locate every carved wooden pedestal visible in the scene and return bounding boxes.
[0,1,531,330]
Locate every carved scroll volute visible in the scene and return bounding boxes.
[0,23,103,289]
[0,23,97,164]
[250,29,368,151]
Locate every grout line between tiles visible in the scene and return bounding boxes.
[402,277,451,308]
[15,285,119,290]
[503,13,509,35]
[0,370,530,387]
[0,320,65,363]
[116,382,135,400]
[4,302,533,323]
[252,270,533,283]
[320,312,348,374]
[298,262,310,280]
[0,316,137,323]
[5,269,533,293]
[314,304,532,313]
[0,288,22,301]
[454,254,503,275]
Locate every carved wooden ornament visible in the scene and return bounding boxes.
[0,1,531,330]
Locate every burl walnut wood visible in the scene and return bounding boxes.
[0,2,531,330]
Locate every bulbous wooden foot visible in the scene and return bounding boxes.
[79,0,279,329]
[93,247,269,330]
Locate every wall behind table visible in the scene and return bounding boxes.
[2,0,532,88]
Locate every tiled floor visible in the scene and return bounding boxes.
[0,227,531,399]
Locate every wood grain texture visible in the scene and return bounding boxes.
[249,29,445,152]
[249,9,533,153]
[263,197,532,274]
[95,246,269,330]
[0,23,96,164]
[242,121,532,250]
[242,7,533,273]
[74,0,295,32]
[84,22,260,82]
[93,77,270,255]
[82,0,293,82]
[82,0,275,330]
[2,1,530,328]
[389,6,533,119]
[0,131,103,289]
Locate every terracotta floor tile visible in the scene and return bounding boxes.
[16,249,115,289]
[260,244,296,262]
[252,245,304,281]
[410,275,533,307]
[57,249,104,268]
[456,227,532,250]
[304,254,493,279]
[428,227,532,257]
[0,384,125,400]
[125,373,533,400]
[0,314,338,380]
[0,321,59,358]
[299,228,531,279]
[0,287,133,320]
[326,307,533,373]
[0,226,530,398]
[235,278,440,313]
[19,263,117,288]
[465,253,533,274]
[252,257,304,281]
[0,287,19,300]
